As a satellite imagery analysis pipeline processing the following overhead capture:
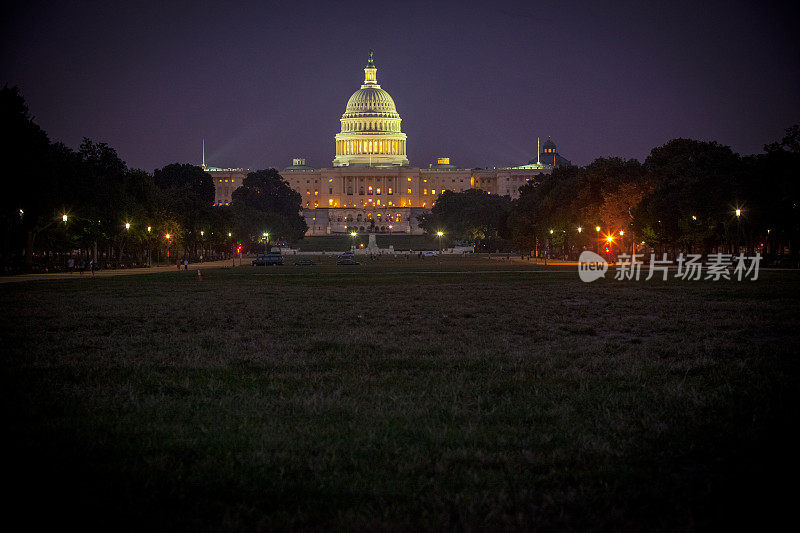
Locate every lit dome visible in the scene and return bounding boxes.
[333,51,408,167]
[344,87,399,117]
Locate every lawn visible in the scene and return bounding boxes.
[2,256,797,530]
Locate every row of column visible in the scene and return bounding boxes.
[336,139,406,156]
[343,121,399,132]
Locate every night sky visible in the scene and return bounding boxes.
[2,0,798,171]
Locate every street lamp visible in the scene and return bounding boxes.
[62,214,68,223]
[263,232,270,253]
[577,227,582,233]
[437,230,444,252]
[125,222,130,230]
[350,231,357,250]
[735,209,742,253]
[147,226,151,233]
[596,226,601,253]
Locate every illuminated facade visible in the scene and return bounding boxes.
[211,52,562,235]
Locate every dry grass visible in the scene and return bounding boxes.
[2,256,798,530]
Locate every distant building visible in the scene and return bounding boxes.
[538,137,571,167]
[208,52,569,235]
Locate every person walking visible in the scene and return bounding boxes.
[184,259,189,270]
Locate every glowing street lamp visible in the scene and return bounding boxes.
[549,229,554,234]
[350,230,357,250]
[200,230,204,236]
[606,235,614,243]
[165,233,170,240]
[147,226,151,233]
[62,214,68,223]
[577,227,582,233]
[228,232,232,237]
[735,209,742,253]
[437,230,444,252]
[125,222,130,230]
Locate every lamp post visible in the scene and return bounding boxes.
[437,231,444,252]
[596,226,601,253]
[735,209,742,253]
[350,231,357,251]
[263,232,270,253]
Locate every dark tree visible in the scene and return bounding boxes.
[635,139,741,253]
[230,169,307,245]
[419,188,511,242]
[153,163,215,257]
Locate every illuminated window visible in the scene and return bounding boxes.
[388,201,393,206]
[423,189,427,195]
[231,179,235,183]
[376,188,381,195]
[408,178,412,182]
[407,188,412,194]
[368,186,373,195]
[314,190,318,195]
[328,199,333,205]
[396,214,401,222]
[306,190,310,195]
[432,190,436,195]
[388,187,393,195]
[377,200,381,206]
[218,179,222,182]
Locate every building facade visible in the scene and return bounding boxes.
[210,53,565,235]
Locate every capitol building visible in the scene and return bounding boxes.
[209,52,568,235]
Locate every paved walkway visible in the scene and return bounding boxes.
[0,259,244,284]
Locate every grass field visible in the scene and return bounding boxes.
[2,256,798,530]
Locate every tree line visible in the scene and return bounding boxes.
[1,86,306,273]
[421,127,800,264]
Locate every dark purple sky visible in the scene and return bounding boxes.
[2,0,798,171]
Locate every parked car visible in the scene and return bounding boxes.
[252,253,284,266]
[337,252,359,265]
[421,250,438,257]
[294,258,315,266]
